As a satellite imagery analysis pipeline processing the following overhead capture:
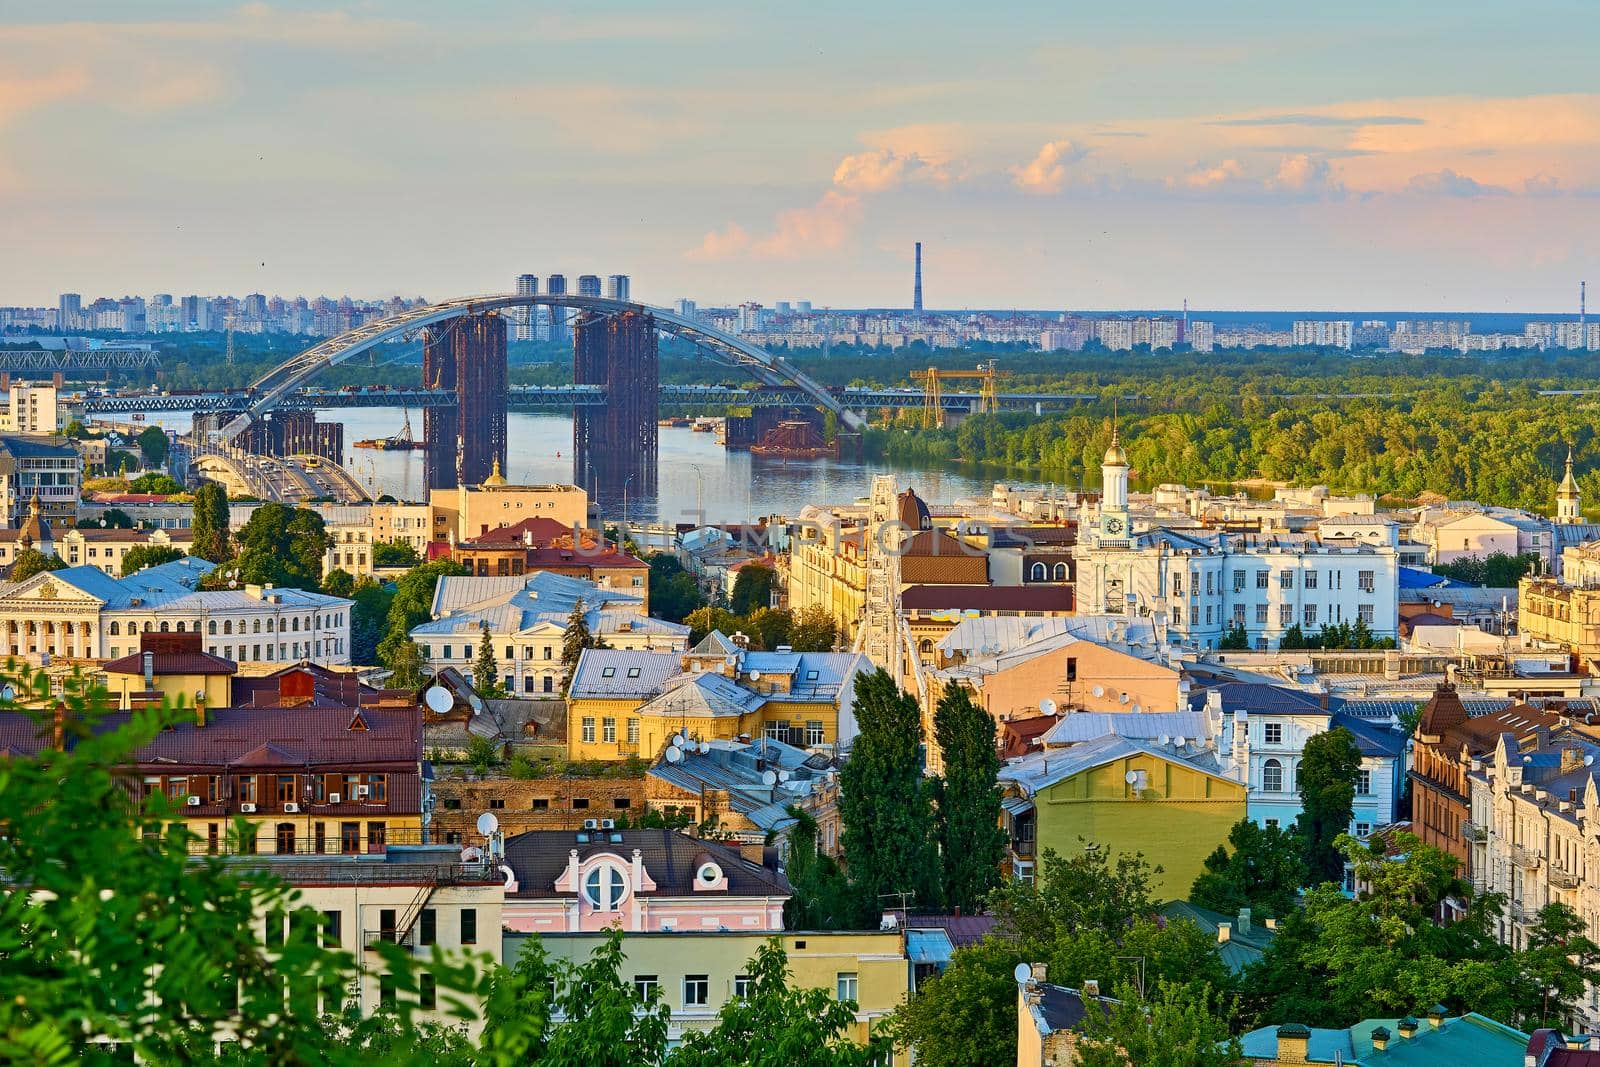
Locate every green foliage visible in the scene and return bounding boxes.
[99,507,134,529]
[1217,622,1250,650]
[1190,818,1308,919]
[376,558,468,667]
[884,938,1023,1067]
[136,423,169,467]
[466,734,502,777]
[10,548,65,580]
[473,625,506,698]
[107,448,139,476]
[1296,728,1363,883]
[684,605,742,645]
[647,553,706,624]
[838,669,941,918]
[683,603,835,651]
[782,807,856,931]
[561,598,593,678]
[988,844,1159,952]
[129,471,185,494]
[789,604,839,652]
[227,502,329,592]
[730,563,779,615]
[385,639,428,691]
[671,939,887,1066]
[322,568,356,598]
[506,752,538,780]
[743,606,792,651]
[119,543,184,576]
[373,539,422,568]
[1048,917,1235,999]
[931,684,1005,913]
[191,481,231,562]
[1522,902,1600,1029]
[349,576,395,667]
[1433,551,1542,587]
[1076,979,1243,1067]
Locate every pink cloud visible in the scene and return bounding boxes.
[1010,140,1084,193]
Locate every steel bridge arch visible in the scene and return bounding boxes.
[219,293,864,440]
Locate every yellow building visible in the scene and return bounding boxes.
[100,631,235,709]
[998,733,1246,899]
[1520,575,1600,670]
[431,477,589,545]
[507,929,910,1062]
[565,636,869,763]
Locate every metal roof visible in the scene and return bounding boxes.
[1041,710,1210,746]
[1000,733,1233,796]
[567,649,681,699]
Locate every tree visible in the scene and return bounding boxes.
[191,481,230,562]
[1433,551,1541,588]
[474,624,506,698]
[373,539,421,568]
[136,424,169,467]
[562,598,593,677]
[386,638,428,690]
[129,472,185,494]
[1277,623,1310,650]
[932,684,1006,913]
[885,938,1025,1067]
[782,808,856,931]
[99,507,134,529]
[1297,727,1363,884]
[1189,818,1308,919]
[730,563,778,615]
[466,734,502,776]
[1047,917,1234,1002]
[227,502,329,592]
[1520,902,1600,1029]
[648,553,705,623]
[322,568,356,598]
[684,605,742,645]
[376,558,467,667]
[119,543,184,576]
[348,576,395,667]
[789,604,838,652]
[744,606,793,650]
[671,939,887,1066]
[11,548,65,581]
[838,669,941,918]
[1076,980,1243,1067]
[1217,622,1250,650]
[988,845,1159,954]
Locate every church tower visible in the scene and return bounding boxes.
[1558,446,1582,524]
[1097,424,1130,544]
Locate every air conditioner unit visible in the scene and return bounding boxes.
[600,819,615,830]
[328,792,341,804]
[240,803,256,813]
[283,802,299,813]
[186,795,201,807]
[356,785,370,798]
[583,818,599,830]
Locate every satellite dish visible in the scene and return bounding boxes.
[1119,692,1130,704]
[1131,704,1142,714]
[699,741,711,754]
[476,812,499,836]
[423,686,452,714]
[762,770,778,786]
[1159,734,1171,746]
[1174,735,1186,747]
[665,746,683,763]
[0,685,13,701]
[778,770,791,782]
[1587,755,1595,767]
[1092,686,1105,698]
[749,670,761,681]
[1013,962,1033,984]
[1040,698,1057,715]
[671,734,686,748]
[1124,770,1139,784]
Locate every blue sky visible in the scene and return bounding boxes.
[2,1,1597,310]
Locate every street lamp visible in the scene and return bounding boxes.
[622,474,635,531]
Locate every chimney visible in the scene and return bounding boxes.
[1081,978,1098,998]
[1275,1024,1311,1065]
[1217,922,1231,943]
[1425,1004,1446,1029]
[1370,1026,1391,1051]
[143,651,155,692]
[195,692,206,728]
[1237,907,1252,935]
[1397,1017,1418,1039]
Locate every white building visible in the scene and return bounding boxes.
[1291,320,1353,349]
[0,383,65,433]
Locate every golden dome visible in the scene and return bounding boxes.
[1559,447,1580,498]
[483,458,508,487]
[1103,428,1127,467]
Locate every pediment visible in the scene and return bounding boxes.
[2,575,102,605]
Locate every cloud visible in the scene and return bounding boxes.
[688,191,863,261]
[1267,153,1343,197]
[0,67,88,126]
[1010,140,1085,193]
[1178,159,1245,188]
[1524,173,1563,197]
[688,223,754,260]
[1209,113,1424,128]
[832,148,941,192]
[1404,168,1509,197]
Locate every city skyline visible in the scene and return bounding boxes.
[2,3,1599,309]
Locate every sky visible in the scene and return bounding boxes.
[2,1,1598,311]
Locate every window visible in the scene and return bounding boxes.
[1205,571,1214,595]
[602,717,617,743]
[1265,818,1280,830]
[1357,769,1372,795]
[379,973,397,1008]
[807,720,825,746]
[582,717,596,743]
[635,975,659,1000]
[460,908,477,945]
[1189,606,1198,626]
[1303,604,1317,626]
[532,798,549,810]
[1172,575,1183,596]
[584,865,628,911]
[1304,571,1318,589]
[1030,562,1046,581]
[1279,570,1294,589]
[1358,570,1375,593]
[734,974,755,999]
[836,972,859,1003]
[322,909,342,948]
[505,645,514,660]
[572,797,589,810]
[1255,604,1268,624]
[420,972,437,1011]
[1358,603,1375,624]
[601,666,616,678]
[489,798,506,810]
[1256,570,1269,589]
[613,796,631,809]
[1232,605,1246,625]
[1264,722,1283,745]
[1355,822,1372,837]
[1262,758,1284,793]
[626,667,641,678]
[1233,569,1246,593]
[420,908,436,947]
[1278,604,1293,627]
[627,718,639,745]
[683,975,709,1007]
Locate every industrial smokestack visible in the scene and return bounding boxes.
[913,241,923,314]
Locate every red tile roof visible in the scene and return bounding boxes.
[103,650,238,676]
[901,585,1075,612]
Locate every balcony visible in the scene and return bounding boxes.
[1510,843,1543,870]
[1462,821,1488,844]
[1551,865,1581,890]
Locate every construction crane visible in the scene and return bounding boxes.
[909,360,1008,429]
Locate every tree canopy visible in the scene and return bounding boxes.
[120,543,184,576]
[10,548,65,581]
[191,481,230,562]
[931,684,1005,913]
[1189,817,1308,919]
[1296,728,1363,884]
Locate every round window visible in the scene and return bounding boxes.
[697,862,722,885]
[583,864,628,911]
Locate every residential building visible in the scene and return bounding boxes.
[57,526,195,576]
[431,773,640,843]
[1292,320,1354,349]
[499,828,789,934]
[451,516,649,604]
[0,436,80,527]
[1239,1011,1531,1066]
[565,635,869,763]
[509,928,908,1061]
[1521,576,1600,670]
[998,733,1246,897]
[1015,965,1121,1067]
[430,475,589,544]
[645,736,842,854]
[410,571,687,697]
[371,500,434,555]
[0,382,65,433]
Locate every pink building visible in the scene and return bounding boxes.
[500,829,791,934]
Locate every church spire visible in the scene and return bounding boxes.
[1558,444,1582,524]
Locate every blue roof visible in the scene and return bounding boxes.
[1192,682,1327,716]
[1398,566,1467,590]
[906,928,954,965]
[1328,713,1407,758]
[38,557,213,610]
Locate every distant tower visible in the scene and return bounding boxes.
[546,274,569,344]
[913,242,923,314]
[1558,445,1582,524]
[577,274,602,298]
[514,274,538,341]
[606,274,631,302]
[1098,423,1130,544]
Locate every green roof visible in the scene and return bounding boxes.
[1240,1013,1528,1065]
[1158,901,1275,975]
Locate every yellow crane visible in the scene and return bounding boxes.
[909,361,1008,429]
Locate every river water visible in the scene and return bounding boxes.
[317,407,1038,524]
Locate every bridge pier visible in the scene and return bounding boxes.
[573,309,657,512]
[422,312,508,489]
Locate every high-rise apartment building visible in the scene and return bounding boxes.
[546,274,569,344]
[57,294,81,332]
[577,275,602,298]
[605,275,630,302]
[1188,320,1216,353]
[514,274,538,341]
[1292,320,1354,349]
[675,299,697,319]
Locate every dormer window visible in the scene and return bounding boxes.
[583,864,628,911]
[601,667,616,678]
[627,667,641,678]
